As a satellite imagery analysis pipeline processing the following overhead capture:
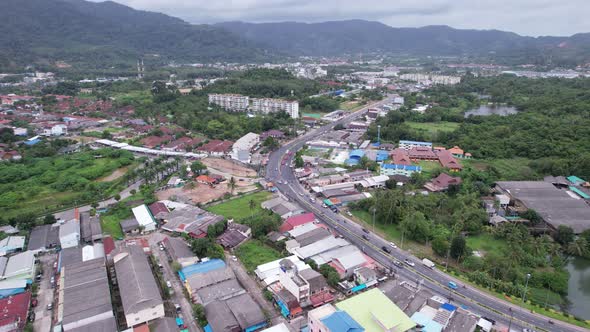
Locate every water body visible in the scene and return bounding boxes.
[564,256,590,319]
[464,105,519,118]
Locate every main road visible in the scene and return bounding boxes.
[266,97,588,332]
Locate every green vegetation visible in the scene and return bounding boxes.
[406,121,460,140]
[235,240,284,272]
[0,148,134,219]
[207,191,271,220]
[189,237,225,260]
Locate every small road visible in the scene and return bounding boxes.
[266,96,589,332]
[33,252,57,332]
[149,233,200,332]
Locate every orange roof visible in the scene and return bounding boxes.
[196,175,215,183]
[448,146,464,155]
[133,324,149,332]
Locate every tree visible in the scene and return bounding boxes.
[262,137,279,150]
[565,237,589,258]
[43,214,56,225]
[191,161,207,174]
[521,209,542,224]
[319,264,340,287]
[192,304,207,326]
[130,189,137,195]
[248,199,256,217]
[555,225,574,245]
[171,261,182,272]
[294,155,304,168]
[431,235,450,257]
[91,202,99,209]
[227,177,237,195]
[399,212,432,243]
[114,194,121,201]
[385,178,397,190]
[450,236,469,260]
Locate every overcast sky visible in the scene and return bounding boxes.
[102,0,589,36]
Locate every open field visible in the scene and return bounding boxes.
[235,240,284,272]
[202,158,258,178]
[206,191,272,220]
[156,180,257,205]
[339,101,362,111]
[462,158,537,180]
[465,233,508,256]
[406,121,460,136]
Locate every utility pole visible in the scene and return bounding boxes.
[508,308,513,331]
[522,273,531,303]
[372,206,376,232]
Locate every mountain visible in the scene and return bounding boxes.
[0,0,270,70]
[216,20,590,65]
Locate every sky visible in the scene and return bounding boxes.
[100,0,589,36]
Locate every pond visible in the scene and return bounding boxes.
[564,256,590,319]
[464,104,519,117]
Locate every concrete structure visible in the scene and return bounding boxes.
[131,204,157,233]
[380,164,422,177]
[250,98,299,118]
[336,288,415,332]
[114,246,164,328]
[230,132,260,163]
[208,93,249,111]
[59,258,116,331]
[278,259,331,307]
[254,255,308,286]
[59,220,81,249]
[398,140,432,150]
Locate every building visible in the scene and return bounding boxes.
[59,220,81,249]
[250,98,299,118]
[208,93,249,111]
[408,147,438,161]
[308,304,365,332]
[114,246,165,327]
[390,148,412,166]
[230,132,260,163]
[254,255,308,286]
[131,204,157,233]
[196,139,234,156]
[217,222,251,249]
[0,236,25,256]
[260,129,285,141]
[80,212,103,243]
[398,140,432,150]
[436,150,463,172]
[28,224,60,251]
[59,258,117,331]
[0,291,31,331]
[380,164,422,177]
[162,237,197,266]
[185,267,235,301]
[2,250,35,280]
[277,259,332,307]
[205,293,267,332]
[424,173,462,192]
[279,213,316,232]
[336,288,415,332]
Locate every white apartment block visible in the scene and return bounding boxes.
[399,73,461,85]
[250,98,299,119]
[208,94,249,111]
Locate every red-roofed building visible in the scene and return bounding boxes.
[424,173,462,192]
[436,150,463,172]
[390,148,412,166]
[103,236,115,255]
[162,137,203,152]
[140,135,173,149]
[0,291,31,331]
[196,140,233,156]
[280,213,316,232]
[196,175,216,186]
[133,323,150,332]
[148,202,169,219]
[408,146,438,161]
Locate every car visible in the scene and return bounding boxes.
[174,303,182,313]
[46,303,53,311]
[388,242,397,249]
[448,281,458,290]
[31,299,38,307]
[166,280,172,288]
[346,211,353,217]
[393,260,403,267]
[158,263,164,269]
[362,228,369,234]
[362,234,369,240]
[231,255,238,262]
[50,276,55,284]
[53,262,57,269]
[299,192,304,196]
[309,198,316,203]
[381,246,391,253]
[404,259,415,267]
[275,168,278,171]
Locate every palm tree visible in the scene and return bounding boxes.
[228,177,237,195]
[566,238,589,258]
[248,199,256,218]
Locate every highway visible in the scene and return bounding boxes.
[265,97,588,332]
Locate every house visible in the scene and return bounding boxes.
[231,132,260,163]
[59,220,81,249]
[195,175,216,187]
[80,212,102,243]
[448,146,471,159]
[205,293,267,332]
[308,304,365,332]
[436,150,463,172]
[184,266,236,302]
[0,150,21,161]
[162,237,198,266]
[196,140,233,156]
[260,129,285,141]
[278,259,332,307]
[424,173,462,192]
[380,163,422,177]
[279,213,316,232]
[254,255,307,286]
[120,218,141,234]
[336,288,415,332]
[217,222,251,249]
[390,148,412,166]
[28,224,60,251]
[0,236,25,256]
[131,204,157,232]
[408,146,438,161]
[148,201,169,220]
[2,250,35,280]
[139,135,173,149]
[114,246,165,327]
[0,292,31,331]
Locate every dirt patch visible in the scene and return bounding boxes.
[202,158,257,178]
[97,166,129,182]
[156,181,257,205]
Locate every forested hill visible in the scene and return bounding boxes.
[216,20,590,66]
[0,0,271,70]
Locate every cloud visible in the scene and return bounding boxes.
[93,0,590,36]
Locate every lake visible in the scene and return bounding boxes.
[564,256,590,319]
[464,105,519,118]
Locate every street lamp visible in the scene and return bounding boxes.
[522,273,531,303]
[371,206,376,232]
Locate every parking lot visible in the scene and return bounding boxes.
[33,252,58,332]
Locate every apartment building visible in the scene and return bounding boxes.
[208,94,249,111]
[250,98,299,118]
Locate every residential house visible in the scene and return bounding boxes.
[196,140,233,156]
[424,173,462,192]
[217,222,251,249]
[308,304,365,332]
[59,220,81,249]
[2,251,35,280]
[131,205,157,233]
[0,236,25,256]
[279,213,316,233]
[436,150,463,172]
[195,175,217,187]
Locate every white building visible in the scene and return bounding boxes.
[250,98,299,119]
[208,93,249,111]
[0,236,25,256]
[131,204,157,233]
[42,124,67,137]
[230,132,260,163]
[398,140,433,150]
[2,250,35,280]
[59,220,80,249]
[380,164,422,177]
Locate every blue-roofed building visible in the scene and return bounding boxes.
[380,163,422,177]
[411,312,443,332]
[321,311,365,332]
[24,138,41,146]
[569,186,590,199]
[399,140,432,150]
[567,176,586,185]
[178,259,225,281]
[346,149,365,166]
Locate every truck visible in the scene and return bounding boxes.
[422,258,435,269]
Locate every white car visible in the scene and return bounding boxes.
[166,280,172,288]
[389,242,398,249]
[231,255,238,262]
[299,192,304,196]
[404,259,415,267]
[346,211,353,217]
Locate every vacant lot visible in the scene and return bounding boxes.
[207,191,272,220]
[202,158,257,178]
[406,121,460,141]
[235,240,284,272]
[157,180,257,205]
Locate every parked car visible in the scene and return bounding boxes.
[362,228,369,233]
[174,303,181,313]
[28,312,35,322]
[46,303,53,311]
[231,255,238,262]
[388,242,397,249]
[346,211,353,217]
[166,280,172,288]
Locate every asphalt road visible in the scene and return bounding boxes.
[265,98,588,332]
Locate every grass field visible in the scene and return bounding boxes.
[406,121,460,138]
[466,233,508,255]
[235,240,284,272]
[100,214,125,239]
[463,158,537,180]
[340,101,362,111]
[207,191,271,221]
